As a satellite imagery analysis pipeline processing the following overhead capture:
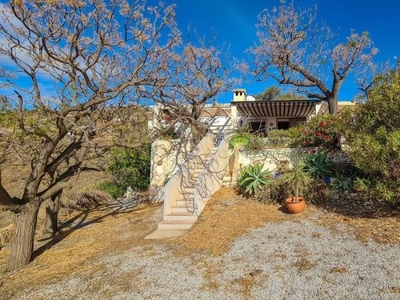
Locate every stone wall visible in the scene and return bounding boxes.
[239,148,351,175]
[239,148,303,175]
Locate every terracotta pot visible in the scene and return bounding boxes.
[285,197,306,214]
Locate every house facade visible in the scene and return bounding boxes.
[230,88,323,135]
[149,88,355,140]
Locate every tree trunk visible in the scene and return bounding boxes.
[43,193,60,236]
[190,123,206,147]
[8,199,41,271]
[328,98,338,114]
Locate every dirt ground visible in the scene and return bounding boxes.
[1,186,400,298]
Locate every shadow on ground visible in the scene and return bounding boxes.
[32,197,150,260]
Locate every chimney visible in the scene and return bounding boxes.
[232,89,247,102]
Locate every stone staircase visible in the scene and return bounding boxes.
[157,147,218,230]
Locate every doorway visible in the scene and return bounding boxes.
[277,120,290,130]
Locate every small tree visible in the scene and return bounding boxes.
[255,86,306,101]
[250,0,378,113]
[282,159,312,202]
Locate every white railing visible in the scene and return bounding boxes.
[163,134,215,216]
[193,136,230,216]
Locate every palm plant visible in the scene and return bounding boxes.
[282,159,313,202]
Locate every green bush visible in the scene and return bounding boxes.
[265,129,292,148]
[330,173,353,194]
[244,135,266,152]
[254,175,291,204]
[289,114,342,151]
[342,68,400,204]
[97,181,126,199]
[229,134,251,149]
[98,146,151,198]
[237,163,272,196]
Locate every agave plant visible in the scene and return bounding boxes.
[237,163,272,196]
[304,150,333,180]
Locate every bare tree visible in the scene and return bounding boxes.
[0,0,182,270]
[145,35,237,145]
[250,0,378,113]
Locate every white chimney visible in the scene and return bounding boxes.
[232,89,247,102]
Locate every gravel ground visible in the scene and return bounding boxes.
[11,212,400,300]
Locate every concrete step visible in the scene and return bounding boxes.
[184,187,195,194]
[176,199,194,206]
[158,220,196,230]
[182,193,194,200]
[164,212,197,222]
[222,176,232,182]
[188,179,197,185]
[188,170,203,177]
[209,149,217,156]
[171,205,194,214]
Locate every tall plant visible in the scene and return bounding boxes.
[282,159,313,202]
[342,67,400,204]
[250,1,378,114]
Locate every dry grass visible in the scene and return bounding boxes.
[1,186,400,298]
[316,212,400,245]
[329,267,348,274]
[172,187,318,257]
[229,269,268,298]
[0,201,162,296]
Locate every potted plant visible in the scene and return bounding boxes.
[281,158,313,214]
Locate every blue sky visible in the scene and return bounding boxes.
[1,0,399,103]
[153,0,400,102]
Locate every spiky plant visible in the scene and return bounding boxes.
[237,163,272,196]
[282,159,313,202]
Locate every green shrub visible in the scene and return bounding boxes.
[289,114,341,150]
[254,176,291,204]
[342,68,400,204]
[229,134,251,149]
[244,135,266,152]
[237,163,272,196]
[98,146,151,198]
[330,173,353,194]
[265,129,292,148]
[352,177,372,193]
[97,181,126,199]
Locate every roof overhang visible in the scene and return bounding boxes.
[232,100,321,118]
